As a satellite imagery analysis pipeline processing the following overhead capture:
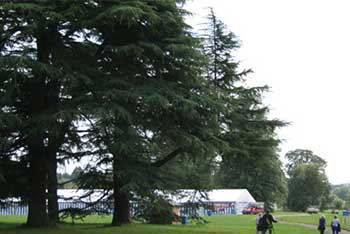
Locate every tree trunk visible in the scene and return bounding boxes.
[112,182,131,226]
[47,153,59,225]
[27,147,49,227]
[26,26,50,227]
[112,157,130,226]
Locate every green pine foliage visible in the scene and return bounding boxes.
[0,0,105,227]
[0,0,287,227]
[201,9,287,209]
[75,0,225,226]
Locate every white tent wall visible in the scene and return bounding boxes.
[0,189,257,216]
[56,189,257,215]
[176,189,257,216]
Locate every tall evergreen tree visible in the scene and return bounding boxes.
[1,0,223,227]
[202,9,287,208]
[0,1,288,227]
[0,1,102,226]
[76,1,224,225]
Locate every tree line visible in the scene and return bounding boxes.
[0,0,323,228]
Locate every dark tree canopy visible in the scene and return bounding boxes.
[1,0,224,226]
[0,1,287,227]
[0,1,103,226]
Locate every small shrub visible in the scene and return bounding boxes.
[136,197,178,224]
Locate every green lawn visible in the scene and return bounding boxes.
[0,214,320,234]
[278,211,350,230]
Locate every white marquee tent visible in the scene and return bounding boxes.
[56,188,257,215]
[168,189,256,214]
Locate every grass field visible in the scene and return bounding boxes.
[278,211,350,231]
[0,214,320,234]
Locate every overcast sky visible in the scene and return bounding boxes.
[185,0,350,184]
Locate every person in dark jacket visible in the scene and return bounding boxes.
[318,215,326,234]
[261,210,278,234]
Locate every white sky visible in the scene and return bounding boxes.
[185,0,350,184]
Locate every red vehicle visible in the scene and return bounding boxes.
[242,205,264,215]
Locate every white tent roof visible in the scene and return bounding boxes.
[56,189,256,204]
[207,189,256,203]
[167,189,256,204]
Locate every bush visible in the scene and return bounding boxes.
[136,197,178,224]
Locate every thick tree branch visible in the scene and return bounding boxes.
[58,149,106,160]
[153,147,185,168]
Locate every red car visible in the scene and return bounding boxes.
[242,206,264,215]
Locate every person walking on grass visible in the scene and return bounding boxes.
[256,213,263,234]
[261,210,278,234]
[318,215,326,234]
[331,215,341,234]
